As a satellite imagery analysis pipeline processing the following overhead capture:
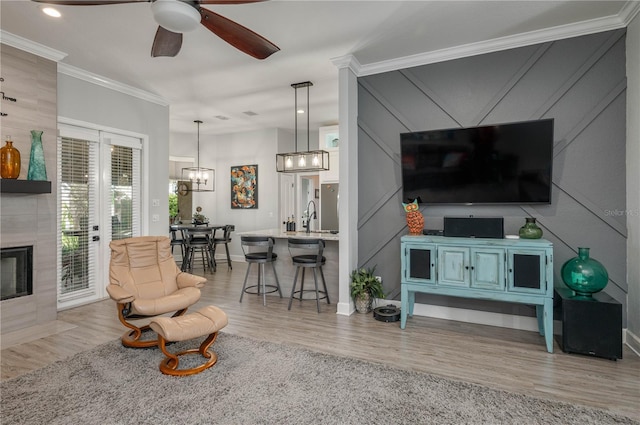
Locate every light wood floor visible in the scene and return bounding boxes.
[2,261,639,420]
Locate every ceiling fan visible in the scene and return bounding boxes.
[32,0,280,59]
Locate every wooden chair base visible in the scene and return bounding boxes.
[121,326,159,348]
[149,305,228,376]
[116,304,189,349]
[157,332,219,376]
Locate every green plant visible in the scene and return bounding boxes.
[349,266,384,300]
[169,193,178,218]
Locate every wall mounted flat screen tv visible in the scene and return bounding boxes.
[400,119,554,205]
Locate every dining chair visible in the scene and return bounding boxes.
[182,227,215,273]
[212,225,235,271]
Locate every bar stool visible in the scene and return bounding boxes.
[212,225,234,271]
[287,238,330,313]
[240,236,282,306]
[183,228,214,273]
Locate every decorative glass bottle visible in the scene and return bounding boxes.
[1,136,21,179]
[519,217,543,239]
[27,130,47,181]
[561,247,609,297]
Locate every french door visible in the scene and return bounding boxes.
[57,123,142,309]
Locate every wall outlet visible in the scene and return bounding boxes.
[152,199,160,207]
[375,276,382,283]
[152,214,159,222]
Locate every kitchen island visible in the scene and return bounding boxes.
[236,229,339,309]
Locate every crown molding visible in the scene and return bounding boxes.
[0,30,67,62]
[355,4,638,77]
[1,29,168,107]
[331,54,362,74]
[58,63,169,107]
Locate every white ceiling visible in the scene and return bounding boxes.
[0,1,636,142]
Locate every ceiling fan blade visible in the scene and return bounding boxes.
[31,0,148,5]
[198,0,267,4]
[199,6,279,60]
[151,26,183,57]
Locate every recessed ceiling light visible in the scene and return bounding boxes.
[215,115,230,121]
[243,111,258,116]
[42,7,61,18]
[297,109,305,114]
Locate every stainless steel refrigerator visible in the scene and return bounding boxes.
[320,183,339,231]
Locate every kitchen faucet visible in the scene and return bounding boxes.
[304,200,317,233]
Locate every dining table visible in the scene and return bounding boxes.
[170,223,227,272]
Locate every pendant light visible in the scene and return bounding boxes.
[276,81,329,173]
[181,120,215,192]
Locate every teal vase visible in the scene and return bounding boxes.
[27,130,47,181]
[519,217,543,239]
[561,247,609,297]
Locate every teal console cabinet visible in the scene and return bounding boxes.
[401,235,554,353]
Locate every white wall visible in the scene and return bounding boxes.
[57,74,170,237]
[182,128,283,259]
[626,13,640,353]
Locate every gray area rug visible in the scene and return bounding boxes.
[1,332,636,425]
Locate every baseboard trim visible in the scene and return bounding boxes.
[625,329,640,357]
[336,302,353,316]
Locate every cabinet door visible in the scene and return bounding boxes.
[470,248,505,291]
[507,249,546,294]
[437,246,470,287]
[403,243,436,284]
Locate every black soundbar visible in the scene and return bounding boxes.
[443,217,504,239]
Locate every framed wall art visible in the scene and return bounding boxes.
[230,164,258,209]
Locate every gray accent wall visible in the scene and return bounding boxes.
[357,29,629,323]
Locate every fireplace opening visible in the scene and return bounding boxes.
[1,246,33,301]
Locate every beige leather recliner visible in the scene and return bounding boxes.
[107,236,207,348]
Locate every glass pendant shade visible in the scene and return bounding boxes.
[276,150,329,173]
[181,120,215,192]
[276,81,330,173]
[561,247,609,297]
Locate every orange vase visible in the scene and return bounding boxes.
[1,137,21,179]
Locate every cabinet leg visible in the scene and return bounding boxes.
[543,300,553,353]
[401,286,408,329]
[536,305,544,336]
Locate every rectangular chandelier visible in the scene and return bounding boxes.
[276,81,330,173]
[181,120,214,192]
[276,150,329,173]
[181,166,215,192]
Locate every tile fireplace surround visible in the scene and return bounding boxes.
[0,43,58,334]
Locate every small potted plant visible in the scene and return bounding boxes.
[192,206,208,225]
[350,266,384,313]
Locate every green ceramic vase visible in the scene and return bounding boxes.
[561,247,609,297]
[27,130,47,181]
[519,217,543,239]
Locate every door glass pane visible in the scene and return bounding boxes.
[110,145,137,240]
[59,137,97,296]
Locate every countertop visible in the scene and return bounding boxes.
[237,228,339,241]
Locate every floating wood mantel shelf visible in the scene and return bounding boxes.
[0,179,52,194]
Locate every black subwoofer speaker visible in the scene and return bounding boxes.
[555,287,622,360]
[443,217,504,239]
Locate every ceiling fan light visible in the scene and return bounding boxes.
[151,0,201,33]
